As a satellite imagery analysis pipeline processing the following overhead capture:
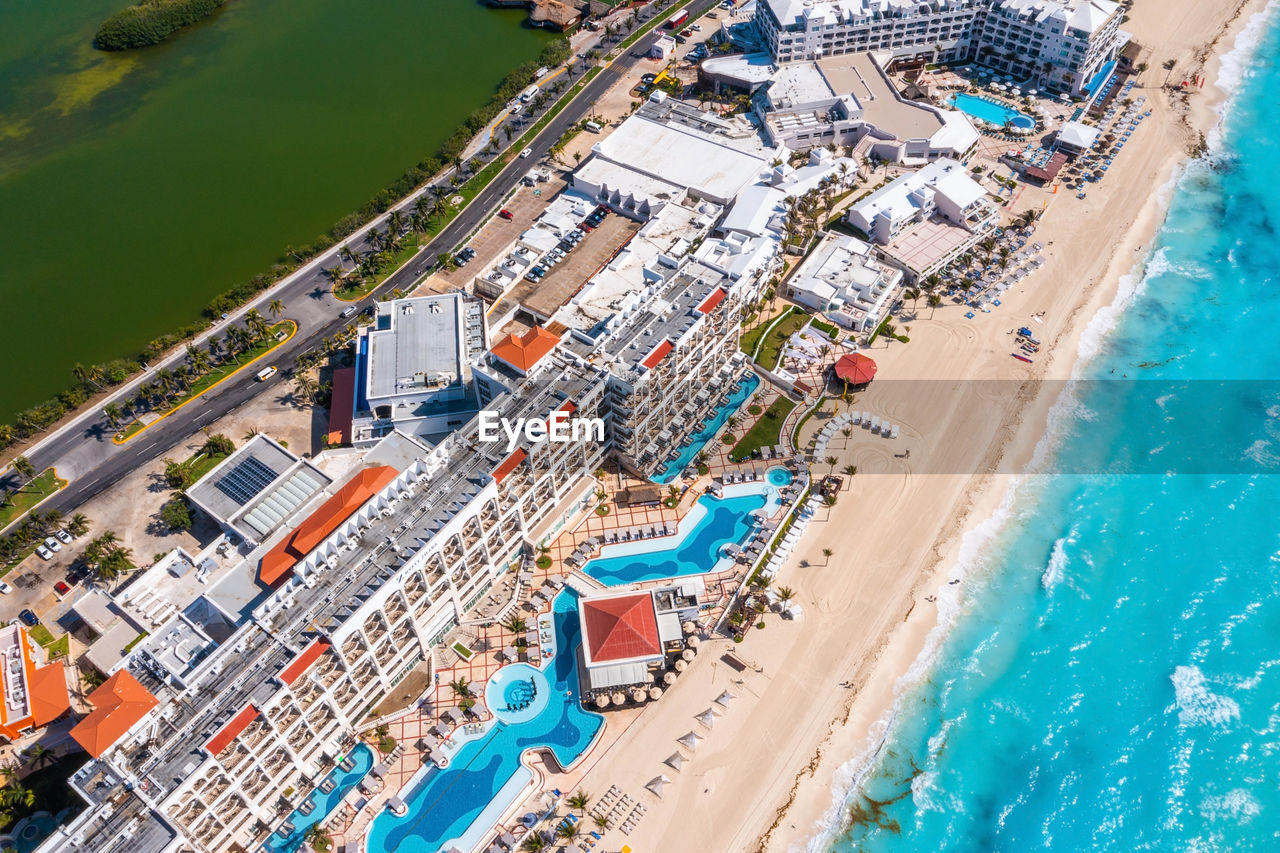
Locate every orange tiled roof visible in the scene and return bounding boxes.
[493,449,528,485]
[29,662,71,728]
[490,326,560,373]
[696,288,728,314]
[582,593,662,663]
[70,670,159,758]
[0,628,38,740]
[205,704,260,755]
[326,366,356,445]
[259,466,399,585]
[279,638,333,686]
[641,340,674,370]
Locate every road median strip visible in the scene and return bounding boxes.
[113,320,298,445]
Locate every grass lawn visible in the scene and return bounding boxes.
[0,468,67,530]
[116,321,295,443]
[740,306,794,359]
[28,624,55,646]
[46,634,70,658]
[183,450,229,483]
[747,309,810,370]
[336,235,422,300]
[730,397,798,461]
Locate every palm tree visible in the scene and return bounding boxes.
[567,789,591,815]
[1161,58,1177,86]
[23,743,53,770]
[67,513,90,538]
[825,455,838,476]
[520,833,547,852]
[556,822,581,843]
[822,548,833,565]
[339,243,359,267]
[293,372,318,405]
[593,814,611,831]
[268,299,285,319]
[501,614,528,636]
[841,464,857,487]
[449,677,473,699]
[776,586,796,613]
[11,455,36,485]
[388,209,407,237]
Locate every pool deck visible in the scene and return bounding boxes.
[334,375,808,853]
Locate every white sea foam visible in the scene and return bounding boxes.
[1172,665,1241,727]
[1200,789,1261,823]
[1040,532,1072,592]
[1209,1,1279,152]
[1244,439,1280,468]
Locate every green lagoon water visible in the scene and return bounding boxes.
[0,0,550,422]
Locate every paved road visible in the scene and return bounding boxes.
[9,0,718,540]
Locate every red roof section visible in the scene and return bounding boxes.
[696,288,728,314]
[259,466,399,585]
[206,704,260,755]
[490,326,560,373]
[833,353,878,385]
[493,449,528,484]
[70,670,159,758]
[582,593,662,663]
[326,366,356,446]
[280,638,333,686]
[29,663,71,728]
[641,340,674,370]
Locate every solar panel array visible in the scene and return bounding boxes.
[214,456,279,506]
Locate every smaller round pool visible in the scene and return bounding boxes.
[486,663,552,725]
[767,466,793,487]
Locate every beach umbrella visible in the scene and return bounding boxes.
[682,620,698,634]
[631,687,648,703]
[664,752,684,771]
[677,731,702,750]
[687,636,701,648]
[612,691,627,705]
[682,648,696,662]
[714,689,736,707]
[645,776,670,798]
[663,672,677,685]
[696,709,716,728]
[649,686,663,700]
[674,659,687,672]
[595,694,611,709]
[833,353,878,386]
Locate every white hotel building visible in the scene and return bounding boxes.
[755,0,1129,97]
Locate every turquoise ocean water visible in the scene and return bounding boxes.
[822,6,1280,851]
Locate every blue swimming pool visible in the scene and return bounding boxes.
[766,466,792,488]
[367,592,603,853]
[264,743,374,853]
[653,373,761,483]
[582,491,768,586]
[948,93,1035,130]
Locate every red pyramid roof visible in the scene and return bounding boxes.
[833,352,878,385]
[581,592,662,664]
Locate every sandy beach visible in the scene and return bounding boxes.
[528,1,1272,851]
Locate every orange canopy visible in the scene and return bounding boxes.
[833,353,878,385]
[259,466,398,585]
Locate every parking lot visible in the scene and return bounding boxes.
[417,173,570,295]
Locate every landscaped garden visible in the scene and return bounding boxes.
[730,396,798,461]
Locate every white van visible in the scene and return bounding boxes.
[585,121,602,133]
[255,366,277,382]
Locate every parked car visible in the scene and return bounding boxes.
[19,610,38,627]
[499,209,514,220]
[454,253,470,266]
[44,536,61,553]
[692,23,702,30]
[55,529,73,544]
[54,581,71,596]
[35,545,53,561]
[0,582,12,595]
[641,73,657,84]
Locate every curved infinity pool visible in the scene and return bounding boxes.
[948,93,1036,130]
[367,592,602,853]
